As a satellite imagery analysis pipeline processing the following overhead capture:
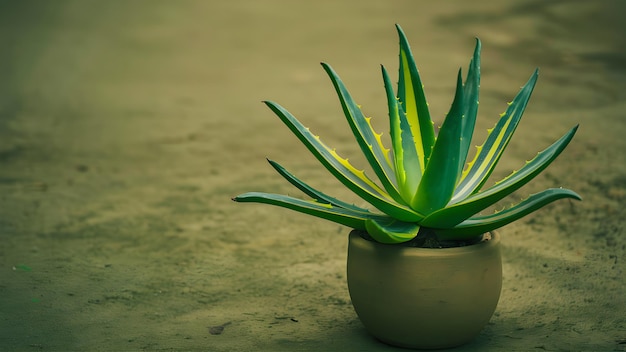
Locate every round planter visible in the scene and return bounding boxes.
[347,230,502,350]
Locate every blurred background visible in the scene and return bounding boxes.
[1,1,625,351]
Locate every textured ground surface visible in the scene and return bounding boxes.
[1,1,625,351]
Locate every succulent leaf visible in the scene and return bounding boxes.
[264,100,424,222]
[321,63,403,204]
[267,159,371,213]
[453,69,539,203]
[411,70,466,215]
[434,188,582,239]
[421,125,578,228]
[456,39,481,181]
[365,218,421,244]
[396,24,435,170]
[383,65,421,203]
[233,192,381,229]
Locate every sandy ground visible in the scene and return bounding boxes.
[1,1,625,351]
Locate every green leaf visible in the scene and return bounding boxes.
[421,125,579,228]
[396,24,435,171]
[267,158,371,213]
[434,188,582,239]
[411,70,465,215]
[365,218,421,244]
[321,63,404,204]
[453,69,539,203]
[264,101,424,222]
[456,38,481,182]
[383,65,421,203]
[233,192,389,230]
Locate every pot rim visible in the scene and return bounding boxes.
[349,230,500,256]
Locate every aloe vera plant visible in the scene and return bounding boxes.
[233,25,580,244]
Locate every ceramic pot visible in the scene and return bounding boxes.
[347,230,502,350]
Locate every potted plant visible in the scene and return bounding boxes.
[232,25,580,349]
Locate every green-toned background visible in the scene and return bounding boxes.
[1,1,625,351]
